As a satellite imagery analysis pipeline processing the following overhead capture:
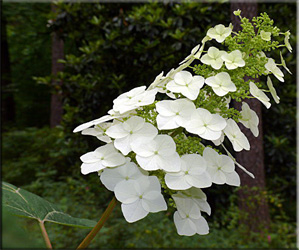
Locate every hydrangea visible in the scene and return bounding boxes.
[166,71,204,100]
[240,102,259,137]
[205,72,236,96]
[265,58,284,82]
[165,154,211,190]
[74,12,292,237]
[185,108,227,141]
[207,24,232,43]
[200,47,226,70]
[249,81,271,109]
[221,50,245,70]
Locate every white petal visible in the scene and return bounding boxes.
[174,212,197,236]
[136,155,160,171]
[165,174,190,190]
[81,162,105,175]
[102,152,126,167]
[121,200,148,223]
[142,192,167,212]
[186,172,212,188]
[114,180,139,204]
[193,216,209,235]
[225,171,241,186]
[80,152,100,163]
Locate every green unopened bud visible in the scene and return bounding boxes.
[233,9,241,16]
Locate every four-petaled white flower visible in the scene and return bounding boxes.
[265,58,284,82]
[114,176,167,223]
[224,119,250,152]
[249,81,271,109]
[113,86,158,114]
[132,135,181,172]
[179,188,211,215]
[80,143,126,175]
[106,116,158,155]
[165,154,211,190]
[185,108,227,140]
[221,50,245,70]
[81,122,113,143]
[173,195,209,236]
[156,99,196,130]
[166,71,204,100]
[200,47,226,70]
[205,72,236,96]
[207,24,232,43]
[240,102,259,137]
[100,159,148,191]
[203,147,240,186]
[260,30,271,41]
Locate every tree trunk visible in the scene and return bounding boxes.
[1,10,15,127]
[231,1,271,233]
[50,3,64,128]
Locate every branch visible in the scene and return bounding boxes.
[77,197,117,249]
[39,221,52,249]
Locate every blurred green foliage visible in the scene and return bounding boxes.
[2,2,296,249]
[3,3,51,128]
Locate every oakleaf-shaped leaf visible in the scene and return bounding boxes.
[2,182,96,228]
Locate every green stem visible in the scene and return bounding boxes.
[39,221,52,249]
[77,197,117,249]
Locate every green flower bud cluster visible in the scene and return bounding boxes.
[173,133,205,156]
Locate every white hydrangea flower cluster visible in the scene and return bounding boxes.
[74,13,291,236]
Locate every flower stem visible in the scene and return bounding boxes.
[39,221,52,249]
[77,197,117,249]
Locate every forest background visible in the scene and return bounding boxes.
[1,1,297,248]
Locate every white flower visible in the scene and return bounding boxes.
[80,143,126,175]
[205,72,236,96]
[114,176,167,223]
[203,147,240,186]
[81,123,113,143]
[179,188,211,215]
[100,159,148,191]
[267,76,280,104]
[260,30,271,41]
[200,47,226,70]
[207,24,232,43]
[280,51,292,74]
[284,30,292,53]
[249,81,271,109]
[106,116,158,155]
[224,119,250,152]
[166,71,204,100]
[173,195,209,236]
[165,154,211,190]
[185,108,227,141]
[156,99,196,130]
[265,58,284,82]
[113,86,158,114]
[131,134,181,172]
[240,102,259,137]
[221,50,245,70]
[185,188,211,215]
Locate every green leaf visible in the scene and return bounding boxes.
[2,182,96,228]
